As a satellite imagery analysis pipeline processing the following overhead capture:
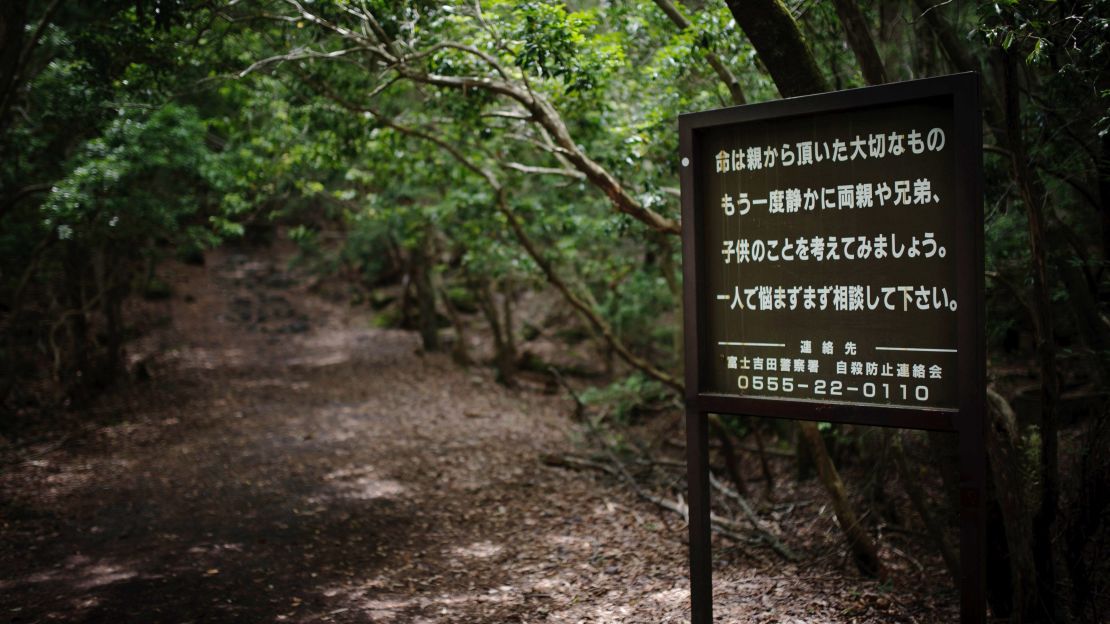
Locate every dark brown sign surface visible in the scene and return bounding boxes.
[678,74,985,624]
[681,73,982,430]
[697,99,958,408]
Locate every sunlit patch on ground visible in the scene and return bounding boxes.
[233,377,310,391]
[6,554,143,593]
[451,541,502,559]
[186,542,245,556]
[321,466,406,501]
[286,351,350,368]
[646,585,688,607]
[162,345,250,369]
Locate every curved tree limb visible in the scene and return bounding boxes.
[277,1,681,236]
[356,108,684,392]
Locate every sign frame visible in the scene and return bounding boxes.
[678,73,985,623]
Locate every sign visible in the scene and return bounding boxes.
[678,74,984,623]
[700,103,958,408]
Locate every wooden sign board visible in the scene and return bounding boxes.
[678,74,984,622]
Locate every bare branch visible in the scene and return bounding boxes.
[386,119,502,190]
[238,47,362,78]
[284,0,393,59]
[506,132,574,158]
[482,109,532,121]
[502,162,586,180]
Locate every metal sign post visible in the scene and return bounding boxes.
[678,73,984,623]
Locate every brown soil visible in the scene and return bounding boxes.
[0,245,957,623]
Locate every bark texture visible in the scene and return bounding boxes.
[831,0,887,86]
[724,0,829,97]
[799,421,883,578]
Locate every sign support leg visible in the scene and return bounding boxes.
[959,419,987,623]
[686,408,712,623]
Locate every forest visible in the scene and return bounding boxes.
[1,1,1107,622]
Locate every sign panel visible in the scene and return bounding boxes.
[699,100,958,408]
[680,74,983,428]
[678,73,985,624]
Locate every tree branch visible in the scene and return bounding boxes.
[651,0,746,104]
[282,2,681,236]
[502,162,585,180]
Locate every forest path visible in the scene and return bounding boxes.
[0,246,694,623]
[1,245,954,623]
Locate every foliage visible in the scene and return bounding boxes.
[580,373,672,423]
[2,1,1109,616]
[42,104,213,246]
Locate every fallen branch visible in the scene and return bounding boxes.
[547,367,585,420]
[550,446,797,561]
[709,473,798,561]
[665,436,796,457]
[541,452,614,475]
[543,452,753,545]
[603,446,758,551]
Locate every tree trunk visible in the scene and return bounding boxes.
[476,279,516,387]
[724,0,829,97]
[752,423,775,500]
[0,1,29,136]
[1065,406,1110,620]
[500,281,516,367]
[986,388,1039,621]
[795,424,816,481]
[799,421,883,578]
[893,432,959,584]
[1002,48,1063,623]
[93,247,126,385]
[878,4,911,82]
[399,255,414,330]
[62,244,89,399]
[709,414,750,498]
[865,429,899,526]
[434,278,471,366]
[1100,134,1110,264]
[412,225,439,352]
[831,0,887,86]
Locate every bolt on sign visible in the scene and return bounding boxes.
[679,74,985,623]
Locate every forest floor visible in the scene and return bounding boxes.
[0,243,958,623]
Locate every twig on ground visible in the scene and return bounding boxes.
[541,453,614,475]
[547,366,584,420]
[709,472,799,561]
[888,544,925,573]
[665,437,796,457]
[543,450,765,561]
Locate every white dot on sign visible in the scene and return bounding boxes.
[681,157,690,167]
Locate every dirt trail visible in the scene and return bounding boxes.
[1,246,955,623]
